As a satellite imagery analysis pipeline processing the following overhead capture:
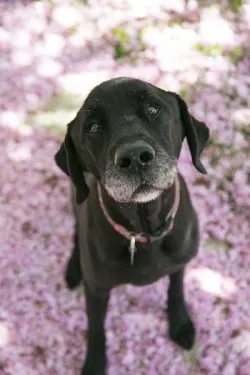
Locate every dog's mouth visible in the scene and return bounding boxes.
[102,155,177,203]
[132,183,164,196]
[130,183,164,203]
[103,177,175,204]
[134,183,154,193]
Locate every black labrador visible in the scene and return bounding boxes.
[55,77,209,375]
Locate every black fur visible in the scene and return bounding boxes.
[55,77,209,375]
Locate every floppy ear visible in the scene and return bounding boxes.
[172,93,210,174]
[54,120,89,204]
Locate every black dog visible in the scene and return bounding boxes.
[55,77,209,375]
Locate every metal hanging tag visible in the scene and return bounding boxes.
[129,236,136,266]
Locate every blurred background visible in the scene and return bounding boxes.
[0,0,249,374]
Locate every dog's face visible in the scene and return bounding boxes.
[55,77,209,204]
[74,78,182,203]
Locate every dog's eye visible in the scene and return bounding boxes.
[87,123,101,134]
[147,105,160,116]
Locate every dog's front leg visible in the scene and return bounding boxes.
[167,267,195,350]
[65,231,82,290]
[81,286,110,375]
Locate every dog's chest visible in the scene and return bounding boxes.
[126,245,173,281]
[95,239,179,287]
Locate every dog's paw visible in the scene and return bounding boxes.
[65,268,81,290]
[168,313,196,350]
[65,255,82,290]
[81,367,105,375]
[80,357,106,375]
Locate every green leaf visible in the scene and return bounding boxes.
[194,43,224,56]
[228,46,243,64]
[114,43,130,60]
[112,28,130,44]
[230,0,243,13]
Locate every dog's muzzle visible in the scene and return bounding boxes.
[103,139,177,203]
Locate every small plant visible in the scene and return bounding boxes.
[194,43,224,56]
[229,0,243,13]
[228,46,244,64]
[112,26,146,61]
[112,28,131,60]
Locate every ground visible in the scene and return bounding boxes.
[0,0,250,374]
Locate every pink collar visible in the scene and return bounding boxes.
[97,176,180,246]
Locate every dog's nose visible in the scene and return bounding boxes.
[115,141,155,169]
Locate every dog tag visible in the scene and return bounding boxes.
[129,236,136,266]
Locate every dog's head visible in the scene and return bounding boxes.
[55,77,209,204]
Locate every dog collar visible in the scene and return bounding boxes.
[97,177,180,265]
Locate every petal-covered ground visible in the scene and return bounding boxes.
[0,1,250,374]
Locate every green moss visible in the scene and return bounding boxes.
[229,0,243,13]
[112,28,130,44]
[179,88,189,101]
[183,341,199,366]
[112,27,146,61]
[205,238,231,251]
[168,17,183,27]
[240,126,250,140]
[194,42,247,66]
[228,46,244,64]
[25,92,84,136]
[194,43,224,56]
[137,29,147,52]
[114,43,131,60]
[112,28,131,60]
[76,286,84,298]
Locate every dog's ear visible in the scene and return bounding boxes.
[172,93,210,174]
[54,120,89,204]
